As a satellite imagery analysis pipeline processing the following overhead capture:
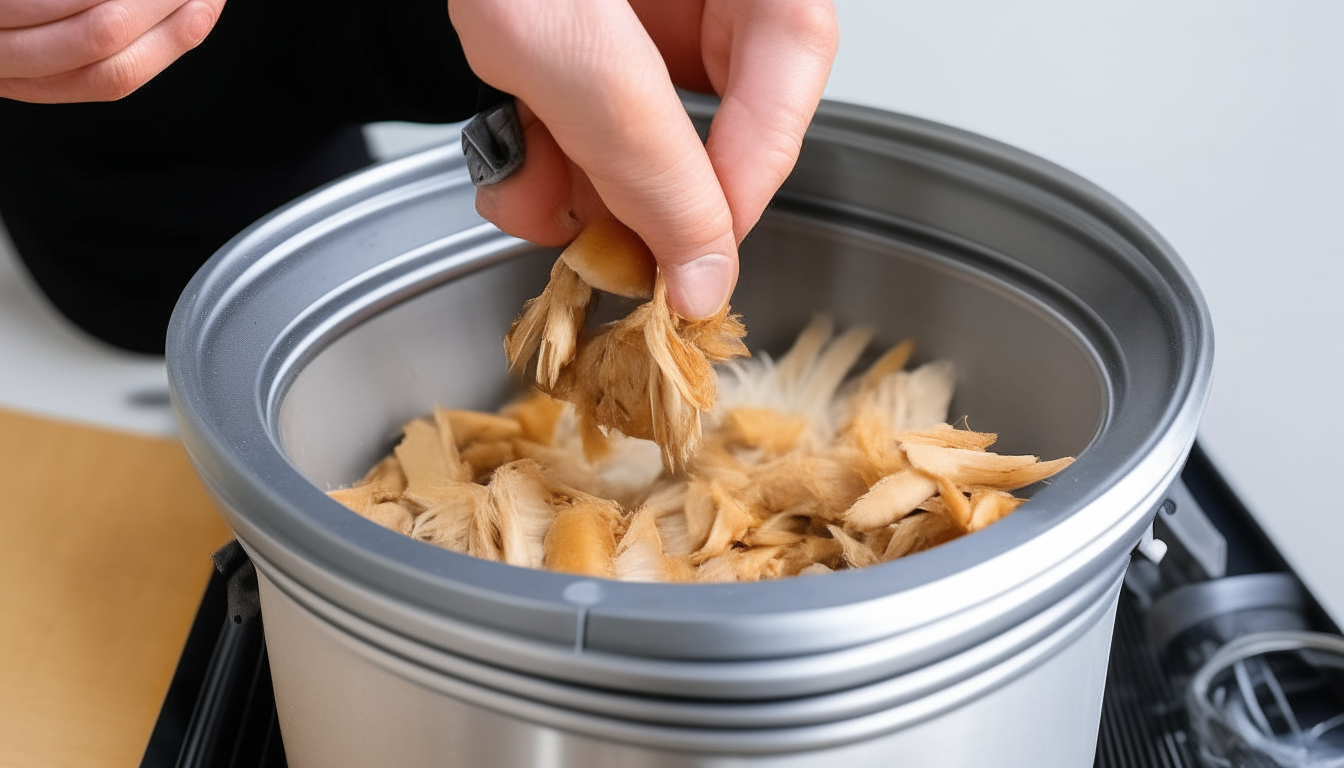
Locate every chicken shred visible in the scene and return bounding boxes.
[330,316,1074,582]
[505,251,748,472]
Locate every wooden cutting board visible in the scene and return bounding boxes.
[0,407,231,768]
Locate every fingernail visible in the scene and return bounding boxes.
[184,2,217,46]
[664,254,734,320]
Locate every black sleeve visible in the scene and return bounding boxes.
[0,0,484,354]
[281,0,485,125]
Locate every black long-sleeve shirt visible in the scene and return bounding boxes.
[0,0,482,353]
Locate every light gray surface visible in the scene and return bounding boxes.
[1160,478,1229,580]
[363,121,464,161]
[822,0,1344,624]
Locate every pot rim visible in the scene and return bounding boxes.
[168,99,1213,669]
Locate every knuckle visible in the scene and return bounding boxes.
[451,2,540,84]
[92,50,145,100]
[83,3,137,60]
[781,1,841,59]
[762,132,804,171]
[661,189,736,253]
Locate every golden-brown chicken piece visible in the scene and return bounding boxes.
[504,219,748,472]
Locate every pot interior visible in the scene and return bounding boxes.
[279,210,1106,497]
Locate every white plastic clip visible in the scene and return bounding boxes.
[1136,522,1168,565]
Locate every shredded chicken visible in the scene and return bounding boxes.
[330,316,1075,582]
[503,218,748,472]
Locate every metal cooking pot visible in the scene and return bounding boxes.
[167,98,1213,767]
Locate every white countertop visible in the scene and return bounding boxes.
[1,1,1339,621]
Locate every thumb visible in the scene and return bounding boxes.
[452,0,738,319]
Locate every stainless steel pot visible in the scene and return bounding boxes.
[167,98,1213,767]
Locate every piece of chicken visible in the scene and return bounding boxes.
[504,218,748,472]
[332,315,1077,584]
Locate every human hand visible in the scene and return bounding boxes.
[0,0,225,102]
[449,0,838,319]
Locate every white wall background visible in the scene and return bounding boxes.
[822,0,1344,619]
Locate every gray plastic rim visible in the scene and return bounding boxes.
[167,99,1213,697]
[254,540,1124,740]
[1147,573,1309,654]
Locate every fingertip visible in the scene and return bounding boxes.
[662,253,737,320]
[181,1,219,47]
[473,182,503,223]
